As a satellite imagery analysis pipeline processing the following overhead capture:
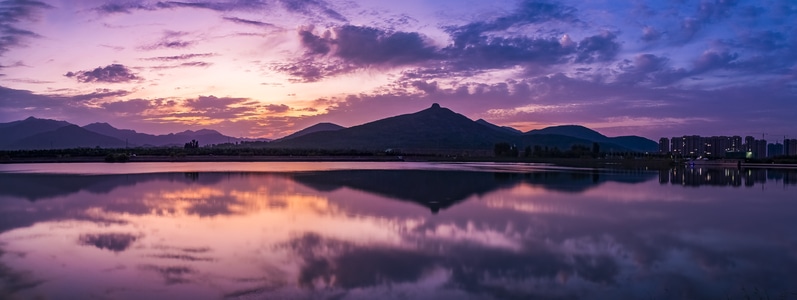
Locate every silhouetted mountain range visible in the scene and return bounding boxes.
[0,117,247,150]
[269,104,657,153]
[525,125,658,152]
[276,122,345,141]
[0,104,657,152]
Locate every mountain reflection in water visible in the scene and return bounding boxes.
[0,165,795,300]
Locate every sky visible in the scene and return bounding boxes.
[0,0,795,140]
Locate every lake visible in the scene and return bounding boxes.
[0,162,795,300]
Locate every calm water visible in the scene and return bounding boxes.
[0,162,795,300]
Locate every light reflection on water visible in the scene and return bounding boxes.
[0,163,795,300]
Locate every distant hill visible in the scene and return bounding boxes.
[277,122,345,141]
[1,107,656,152]
[83,123,241,147]
[0,118,246,150]
[476,119,523,135]
[0,117,71,148]
[526,125,656,152]
[8,125,126,149]
[526,125,607,142]
[269,103,514,151]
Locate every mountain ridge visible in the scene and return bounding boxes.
[0,105,656,152]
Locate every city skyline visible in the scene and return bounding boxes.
[658,134,797,158]
[1,0,795,139]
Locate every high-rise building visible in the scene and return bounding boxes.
[768,142,784,157]
[659,137,669,153]
[785,139,797,156]
[670,136,684,156]
[684,135,703,157]
[730,136,742,152]
[744,136,756,152]
[754,140,767,158]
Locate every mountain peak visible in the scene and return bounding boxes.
[430,103,441,109]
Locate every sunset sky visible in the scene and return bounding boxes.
[0,0,795,140]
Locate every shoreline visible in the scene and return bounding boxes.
[2,155,796,169]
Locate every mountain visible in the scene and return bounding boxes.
[526,125,607,142]
[269,103,513,151]
[8,125,126,150]
[476,119,523,135]
[278,122,345,141]
[526,125,656,152]
[608,136,658,153]
[269,104,620,153]
[0,117,71,148]
[171,129,236,145]
[83,123,240,147]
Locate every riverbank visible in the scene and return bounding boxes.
[3,155,796,169]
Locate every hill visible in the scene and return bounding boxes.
[8,125,126,150]
[83,123,239,147]
[277,122,345,141]
[475,119,523,135]
[269,103,515,151]
[526,125,656,152]
[0,117,71,148]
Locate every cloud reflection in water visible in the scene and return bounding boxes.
[0,167,795,299]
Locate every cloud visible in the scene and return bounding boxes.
[222,17,275,28]
[445,0,578,48]
[444,35,573,71]
[65,64,141,83]
[0,0,52,56]
[692,50,738,73]
[264,104,290,113]
[2,78,53,84]
[69,88,131,101]
[94,2,152,14]
[154,1,269,12]
[272,58,354,83]
[180,95,257,119]
[277,0,347,22]
[278,25,439,81]
[140,30,194,50]
[300,25,438,66]
[641,26,662,42]
[102,99,153,113]
[574,31,621,63]
[143,53,215,61]
[93,0,346,23]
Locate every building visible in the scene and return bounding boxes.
[768,142,784,157]
[670,136,684,156]
[754,140,767,158]
[785,139,797,156]
[684,135,703,157]
[659,137,669,153]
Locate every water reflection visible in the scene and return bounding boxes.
[660,167,797,187]
[0,166,795,299]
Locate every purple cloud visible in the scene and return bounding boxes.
[301,25,438,66]
[64,64,141,83]
[94,2,152,14]
[102,99,153,113]
[0,0,51,56]
[140,31,195,50]
[143,53,216,61]
[272,59,354,83]
[278,0,347,22]
[446,0,578,48]
[264,104,290,113]
[278,25,439,82]
[641,26,662,42]
[222,17,275,28]
[574,31,621,63]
